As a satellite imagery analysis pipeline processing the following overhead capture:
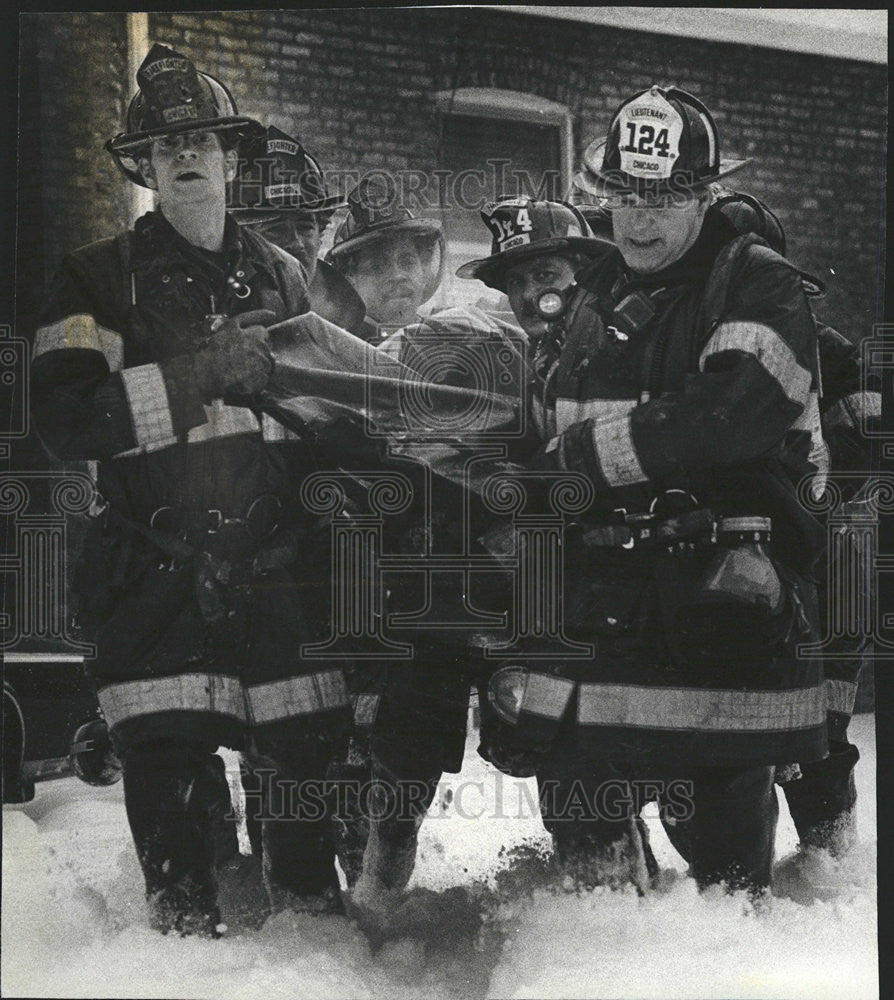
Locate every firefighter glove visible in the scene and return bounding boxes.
[194,318,274,400]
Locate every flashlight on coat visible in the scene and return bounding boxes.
[534,286,569,322]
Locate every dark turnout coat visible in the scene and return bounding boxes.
[516,213,828,770]
[30,210,352,753]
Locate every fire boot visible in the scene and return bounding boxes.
[328,748,372,890]
[123,739,229,937]
[661,764,778,896]
[238,756,264,857]
[351,759,440,911]
[783,740,859,856]
[537,762,654,894]
[212,754,241,866]
[773,741,860,903]
[244,738,345,916]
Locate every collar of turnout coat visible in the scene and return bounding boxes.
[129,209,281,286]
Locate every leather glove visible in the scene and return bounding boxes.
[193,316,274,401]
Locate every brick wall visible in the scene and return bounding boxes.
[20,13,128,296]
[20,9,886,342]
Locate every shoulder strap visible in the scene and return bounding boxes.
[114,230,135,311]
[562,278,605,371]
[239,226,308,317]
[701,233,758,336]
[702,232,808,338]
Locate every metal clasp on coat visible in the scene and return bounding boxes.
[227,274,252,299]
[149,506,187,571]
[612,507,636,549]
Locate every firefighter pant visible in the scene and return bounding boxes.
[241,734,345,899]
[537,754,779,893]
[123,739,228,925]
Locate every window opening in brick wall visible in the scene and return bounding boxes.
[432,88,573,312]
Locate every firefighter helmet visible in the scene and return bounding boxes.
[229,125,346,218]
[455,198,613,292]
[567,139,616,241]
[578,85,751,199]
[326,174,445,305]
[106,43,264,188]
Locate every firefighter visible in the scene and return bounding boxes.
[325,175,445,342]
[566,178,877,892]
[228,124,366,864]
[314,177,490,902]
[456,199,663,879]
[455,198,613,350]
[484,85,828,895]
[30,44,353,935]
[229,125,367,336]
[297,172,447,892]
[706,190,879,888]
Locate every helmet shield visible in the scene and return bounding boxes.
[326,174,446,306]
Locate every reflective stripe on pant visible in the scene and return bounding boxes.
[98,670,349,729]
[97,668,351,756]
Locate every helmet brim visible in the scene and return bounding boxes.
[106,116,265,188]
[326,218,443,260]
[577,157,752,199]
[455,235,615,290]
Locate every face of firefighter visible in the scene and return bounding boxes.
[504,253,578,343]
[242,213,323,283]
[138,130,237,210]
[612,191,709,274]
[346,234,429,327]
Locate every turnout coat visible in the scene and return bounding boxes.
[518,212,829,770]
[30,210,352,753]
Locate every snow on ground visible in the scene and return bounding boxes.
[2,715,877,1000]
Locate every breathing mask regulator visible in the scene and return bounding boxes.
[533,286,571,324]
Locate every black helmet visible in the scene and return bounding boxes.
[326,174,446,305]
[106,43,263,188]
[229,125,346,218]
[567,138,616,241]
[456,198,612,292]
